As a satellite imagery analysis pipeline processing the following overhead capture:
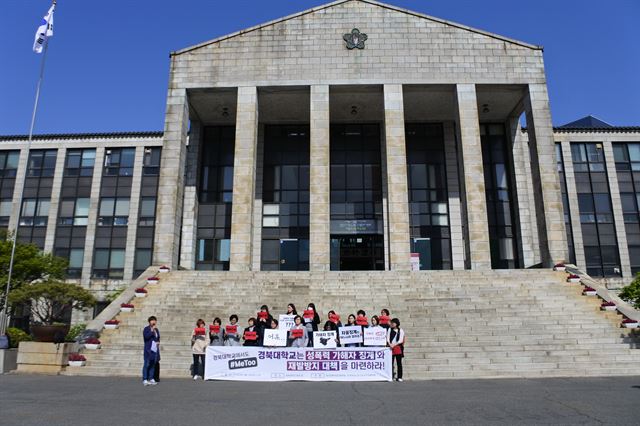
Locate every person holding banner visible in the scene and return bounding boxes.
[289,315,308,348]
[243,318,260,347]
[224,314,243,346]
[387,318,405,382]
[209,317,224,346]
[191,319,208,380]
[379,309,391,330]
[286,303,298,316]
[303,303,320,347]
[343,314,360,348]
[256,305,273,346]
[323,320,340,347]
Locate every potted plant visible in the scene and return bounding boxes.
[120,303,134,313]
[622,318,639,329]
[582,286,597,296]
[84,338,101,350]
[68,353,86,367]
[104,320,120,330]
[553,263,566,272]
[146,276,159,285]
[158,265,171,273]
[134,288,148,298]
[600,301,616,311]
[567,274,581,283]
[8,281,96,343]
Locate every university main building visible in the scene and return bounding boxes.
[2,0,639,318]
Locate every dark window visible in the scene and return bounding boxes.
[614,142,640,274]
[64,149,95,177]
[27,149,57,178]
[0,150,20,229]
[143,147,161,176]
[572,142,620,277]
[134,146,161,277]
[104,147,135,176]
[92,248,125,279]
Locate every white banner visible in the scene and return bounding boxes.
[364,327,387,347]
[263,329,288,347]
[313,331,337,348]
[338,325,362,345]
[279,314,296,331]
[205,346,392,382]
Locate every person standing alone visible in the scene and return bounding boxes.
[142,316,160,386]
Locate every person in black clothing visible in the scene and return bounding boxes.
[286,303,298,316]
[243,318,260,347]
[256,305,273,346]
[323,320,340,347]
[387,318,405,382]
[304,303,320,347]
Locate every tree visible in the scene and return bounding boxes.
[619,274,640,309]
[8,281,96,325]
[0,232,68,311]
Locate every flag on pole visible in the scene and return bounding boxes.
[33,2,56,54]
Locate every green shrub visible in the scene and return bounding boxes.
[619,274,640,309]
[6,327,32,348]
[65,323,86,342]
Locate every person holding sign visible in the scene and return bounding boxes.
[356,310,369,327]
[364,316,386,347]
[224,314,243,347]
[256,305,273,346]
[303,303,320,347]
[322,320,340,347]
[343,314,360,348]
[387,318,406,382]
[243,318,260,347]
[289,315,308,348]
[328,310,342,328]
[209,317,224,346]
[379,309,391,330]
[191,319,208,380]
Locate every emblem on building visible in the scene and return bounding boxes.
[343,28,367,50]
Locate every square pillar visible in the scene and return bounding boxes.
[43,147,66,253]
[309,85,331,271]
[560,141,586,268]
[455,84,491,270]
[524,83,567,266]
[123,147,145,280]
[179,123,202,270]
[229,87,259,271]
[383,85,411,270]
[81,147,105,285]
[443,122,465,270]
[153,86,189,268]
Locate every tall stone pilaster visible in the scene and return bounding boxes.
[81,147,105,285]
[525,83,568,266]
[123,147,144,280]
[229,87,259,271]
[153,85,189,268]
[43,147,66,253]
[560,141,586,268]
[455,84,491,270]
[383,85,411,270]
[443,122,465,270]
[179,123,202,270]
[309,85,331,271]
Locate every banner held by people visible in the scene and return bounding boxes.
[205,347,392,381]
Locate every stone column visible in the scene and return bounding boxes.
[309,85,331,271]
[153,85,189,268]
[603,140,632,278]
[560,141,586,268]
[8,149,30,232]
[383,85,411,271]
[123,147,144,280]
[43,147,66,253]
[524,84,568,266]
[443,122,465,270]
[251,125,265,271]
[179,124,202,270]
[455,84,491,270]
[229,87,258,271]
[81,147,105,286]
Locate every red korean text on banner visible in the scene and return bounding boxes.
[226,325,238,334]
[257,311,269,320]
[378,315,390,325]
[356,317,369,326]
[194,327,206,336]
[210,325,220,334]
[291,329,304,339]
[245,331,257,341]
[303,309,315,319]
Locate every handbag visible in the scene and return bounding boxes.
[392,345,402,355]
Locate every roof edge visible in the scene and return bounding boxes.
[0,131,164,142]
[171,0,541,56]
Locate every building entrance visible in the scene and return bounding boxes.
[330,235,384,271]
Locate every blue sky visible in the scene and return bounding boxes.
[0,0,638,135]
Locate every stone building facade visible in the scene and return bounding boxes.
[1,0,639,318]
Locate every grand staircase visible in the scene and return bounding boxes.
[63,270,640,379]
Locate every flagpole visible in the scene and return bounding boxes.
[1,5,54,336]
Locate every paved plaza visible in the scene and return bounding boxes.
[0,375,638,425]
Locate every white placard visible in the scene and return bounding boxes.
[263,329,288,347]
[410,253,420,271]
[338,325,362,345]
[363,327,387,347]
[279,314,296,331]
[205,346,392,382]
[313,331,337,348]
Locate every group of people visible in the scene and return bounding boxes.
[187,303,406,382]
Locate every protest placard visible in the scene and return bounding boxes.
[338,325,362,345]
[364,327,387,346]
[263,329,288,347]
[313,331,337,348]
[279,314,296,331]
